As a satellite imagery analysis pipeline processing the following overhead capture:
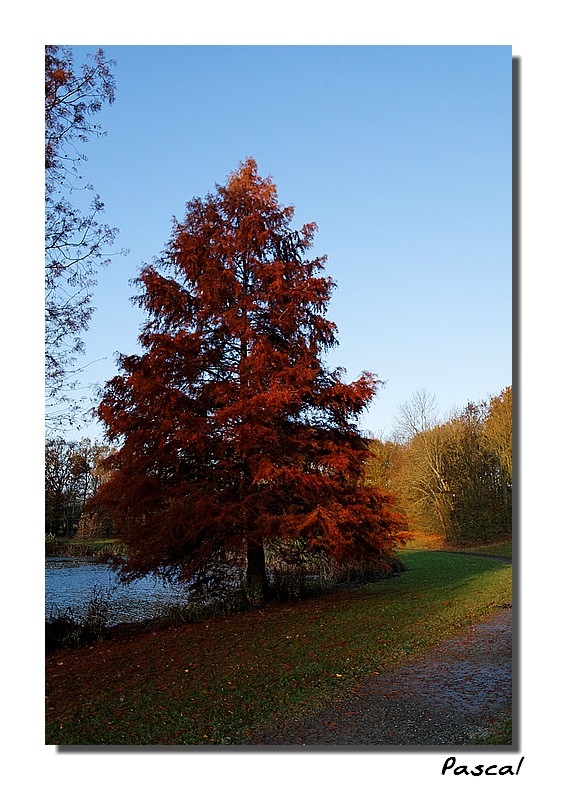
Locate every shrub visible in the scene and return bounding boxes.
[329,554,406,585]
[45,532,58,557]
[45,586,111,652]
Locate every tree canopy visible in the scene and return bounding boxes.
[96,158,406,596]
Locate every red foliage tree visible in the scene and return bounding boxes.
[97,158,406,597]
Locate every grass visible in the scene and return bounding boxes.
[464,540,513,559]
[403,531,513,559]
[46,537,125,559]
[472,705,513,745]
[46,550,512,745]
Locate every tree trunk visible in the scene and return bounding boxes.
[246,535,269,601]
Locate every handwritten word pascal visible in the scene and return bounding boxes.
[442,756,524,776]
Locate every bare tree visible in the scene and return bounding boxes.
[45,45,122,429]
[393,387,439,441]
[391,390,453,536]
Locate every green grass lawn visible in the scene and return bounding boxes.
[403,531,513,559]
[46,537,125,558]
[46,550,512,745]
[464,540,513,558]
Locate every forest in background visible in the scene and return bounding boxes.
[367,386,512,546]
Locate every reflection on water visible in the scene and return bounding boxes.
[45,559,192,624]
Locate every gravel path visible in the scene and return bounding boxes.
[251,606,513,746]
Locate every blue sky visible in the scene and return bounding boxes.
[66,45,511,440]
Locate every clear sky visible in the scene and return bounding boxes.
[64,44,511,441]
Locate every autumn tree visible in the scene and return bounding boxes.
[484,386,512,488]
[365,438,402,494]
[96,158,406,598]
[45,45,120,427]
[45,437,78,536]
[439,403,506,543]
[45,438,112,536]
[391,390,453,536]
[388,388,513,544]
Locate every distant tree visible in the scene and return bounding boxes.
[393,388,440,441]
[391,390,453,536]
[484,386,512,483]
[45,45,120,428]
[389,388,513,544]
[45,438,112,537]
[365,438,402,493]
[45,438,78,536]
[96,158,407,598]
[440,403,506,543]
[483,386,513,535]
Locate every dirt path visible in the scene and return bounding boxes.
[251,605,513,746]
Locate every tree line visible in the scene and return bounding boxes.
[45,438,113,538]
[366,386,512,546]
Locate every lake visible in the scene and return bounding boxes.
[45,558,193,624]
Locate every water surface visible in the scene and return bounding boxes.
[45,559,192,624]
